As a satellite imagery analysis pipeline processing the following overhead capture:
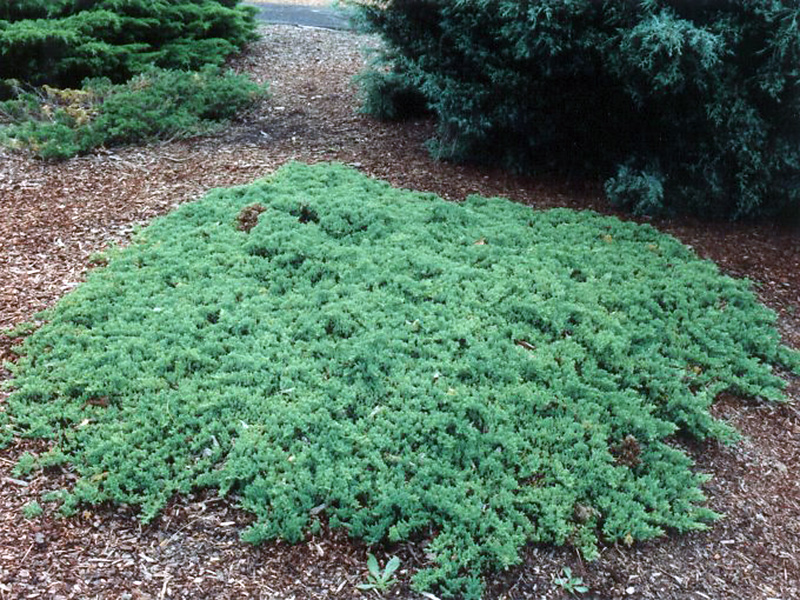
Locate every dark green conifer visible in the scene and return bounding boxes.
[0,0,257,93]
[351,0,800,219]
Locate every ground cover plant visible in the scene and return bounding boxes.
[350,0,800,219]
[3,162,798,598]
[0,66,268,159]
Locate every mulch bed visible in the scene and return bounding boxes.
[1,24,798,600]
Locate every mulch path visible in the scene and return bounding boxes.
[1,23,799,600]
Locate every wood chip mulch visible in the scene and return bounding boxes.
[1,24,798,600]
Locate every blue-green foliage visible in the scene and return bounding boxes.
[351,0,800,219]
[0,411,10,447]
[4,163,798,598]
[0,0,257,95]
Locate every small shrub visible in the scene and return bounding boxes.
[4,163,798,598]
[350,0,800,219]
[0,0,258,94]
[0,66,268,158]
[93,66,267,144]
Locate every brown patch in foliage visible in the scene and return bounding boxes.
[236,203,267,233]
[611,434,642,468]
[297,204,319,224]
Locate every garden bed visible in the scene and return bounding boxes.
[1,23,799,600]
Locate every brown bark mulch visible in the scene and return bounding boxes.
[1,24,798,600]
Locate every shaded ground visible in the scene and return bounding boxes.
[1,23,799,600]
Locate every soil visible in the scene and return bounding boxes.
[1,21,799,600]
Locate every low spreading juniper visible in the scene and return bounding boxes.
[4,163,798,599]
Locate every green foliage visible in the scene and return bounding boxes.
[22,501,43,519]
[41,489,68,505]
[0,0,258,94]
[350,0,800,219]
[1,320,40,338]
[0,411,10,447]
[357,553,401,592]
[553,567,589,597]
[4,163,798,598]
[0,66,268,158]
[355,66,429,121]
[13,451,37,477]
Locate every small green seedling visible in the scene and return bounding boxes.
[553,567,589,596]
[357,553,401,593]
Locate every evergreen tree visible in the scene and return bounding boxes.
[351,0,800,219]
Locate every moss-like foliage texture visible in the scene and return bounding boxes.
[0,0,257,97]
[351,0,800,219]
[4,163,798,598]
